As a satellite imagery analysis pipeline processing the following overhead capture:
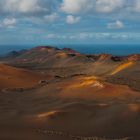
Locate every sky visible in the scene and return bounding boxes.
[1,0,140,45]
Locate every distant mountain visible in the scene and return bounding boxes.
[1,45,139,64]
[0,49,28,60]
[3,46,93,69]
[1,46,140,81]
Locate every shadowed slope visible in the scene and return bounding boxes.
[6,46,90,69]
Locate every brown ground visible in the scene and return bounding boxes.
[0,60,140,140]
[0,64,51,90]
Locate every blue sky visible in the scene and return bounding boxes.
[1,0,140,45]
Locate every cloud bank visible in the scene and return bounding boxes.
[0,0,140,44]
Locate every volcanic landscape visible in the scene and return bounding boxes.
[0,46,140,140]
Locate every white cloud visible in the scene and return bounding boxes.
[44,13,59,23]
[2,0,44,14]
[61,0,127,14]
[0,0,57,17]
[66,15,81,24]
[46,34,56,39]
[107,20,124,29]
[0,0,60,26]
[4,0,42,13]
[45,33,67,39]
[61,0,95,14]
[133,0,140,12]
[38,32,140,42]
[79,33,93,39]
[0,18,17,28]
[69,32,94,40]
[96,0,125,13]
[66,32,134,40]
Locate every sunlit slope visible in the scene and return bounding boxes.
[107,61,140,91]
[0,64,45,90]
[110,61,134,75]
[2,46,140,91]
[36,75,140,101]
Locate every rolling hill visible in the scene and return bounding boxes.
[0,64,48,90]
[1,46,140,91]
[0,46,140,140]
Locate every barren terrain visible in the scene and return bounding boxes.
[0,46,140,140]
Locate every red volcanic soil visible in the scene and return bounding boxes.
[36,75,140,101]
[0,47,140,140]
[0,64,48,90]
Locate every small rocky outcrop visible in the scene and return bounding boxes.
[39,80,48,85]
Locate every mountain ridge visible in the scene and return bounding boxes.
[1,46,140,68]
